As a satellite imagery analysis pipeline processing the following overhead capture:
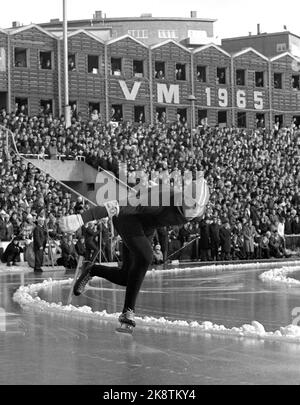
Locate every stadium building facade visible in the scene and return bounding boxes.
[0,22,300,129]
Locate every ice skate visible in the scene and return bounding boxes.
[116,309,136,334]
[73,260,93,296]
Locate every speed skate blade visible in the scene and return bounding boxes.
[115,324,134,335]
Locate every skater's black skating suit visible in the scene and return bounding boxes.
[81,187,205,314]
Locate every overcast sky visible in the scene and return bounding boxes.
[0,0,299,40]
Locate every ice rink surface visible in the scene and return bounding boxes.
[1,262,300,385]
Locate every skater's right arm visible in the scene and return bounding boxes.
[58,201,120,233]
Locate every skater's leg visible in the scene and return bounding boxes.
[114,216,154,312]
[122,235,153,312]
[91,244,132,287]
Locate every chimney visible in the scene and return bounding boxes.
[249,32,252,36]
[50,18,60,23]
[12,21,21,28]
[191,11,197,18]
[93,10,103,20]
[257,23,261,35]
[140,13,152,17]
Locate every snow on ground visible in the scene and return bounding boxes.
[259,266,300,286]
[12,276,300,343]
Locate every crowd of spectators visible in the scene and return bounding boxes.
[1,105,300,265]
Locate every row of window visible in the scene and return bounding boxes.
[13,48,300,90]
[127,30,178,39]
[14,96,300,129]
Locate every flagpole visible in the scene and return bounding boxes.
[63,0,71,127]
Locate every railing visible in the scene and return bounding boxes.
[18,153,86,162]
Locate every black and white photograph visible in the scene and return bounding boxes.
[0,0,300,390]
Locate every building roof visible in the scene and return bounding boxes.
[40,16,217,28]
[222,31,300,42]
[233,47,269,61]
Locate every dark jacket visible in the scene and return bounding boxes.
[199,220,210,249]
[85,227,98,249]
[1,241,23,263]
[209,222,220,245]
[220,226,231,253]
[33,225,47,251]
[0,217,6,241]
[75,240,86,256]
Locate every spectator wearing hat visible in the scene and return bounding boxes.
[1,236,23,266]
[33,216,47,272]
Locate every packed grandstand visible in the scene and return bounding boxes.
[1,106,300,267]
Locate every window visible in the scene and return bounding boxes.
[274,114,283,129]
[155,61,165,79]
[89,102,100,120]
[40,51,52,70]
[218,111,227,126]
[276,43,287,53]
[40,99,53,114]
[217,68,226,84]
[88,55,99,74]
[255,71,264,87]
[176,63,186,81]
[15,48,27,68]
[274,73,282,89]
[69,101,78,118]
[198,109,208,126]
[111,104,123,121]
[292,75,300,90]
[111,57,122,76]
[156,107,166,123]
[177,108,187,123]
[237,112,247,128]
[256,113,265,128]
[292,116,300,128]
[236,69,245,86]
[134,106,145,123]
[158,30,178,39]
[133,60,144,77]
[68,54,76,71]
[15,97,28,115]
[197,66,206,82]
[128,30,148,39]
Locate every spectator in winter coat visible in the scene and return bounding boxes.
[75,235,86,257]
[260,232,271,259]
[209,216,220,261]
[0,210,7,241]
[243,219,257,259]
[291,216,300,234]
[1,236,23,266]
[269,231,285,258]
[220,222,231,261]
[60,235,77,269]
[84,222,99,263]
[33,216,47,272]
[199,218,211,261]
